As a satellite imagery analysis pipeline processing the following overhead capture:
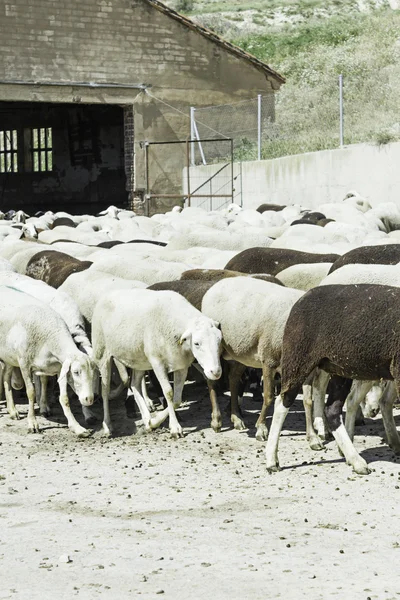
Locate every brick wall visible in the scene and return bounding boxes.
[0,0,280,212]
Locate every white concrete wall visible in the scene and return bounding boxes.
[187,142,400,210]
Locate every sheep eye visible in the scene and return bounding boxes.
[194,342,200,348]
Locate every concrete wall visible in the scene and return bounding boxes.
[0,0,281,213]
[188,142,400,210]
[0,102,126,214]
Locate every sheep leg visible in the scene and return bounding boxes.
[39,375,51,417]
[19,363,40,433]
[0,362,4,405]
[100,357,113,437]
[379,382,400,453]
[344,381,373,441]
[151,362,183,439]
[228,361,247,431]
[129,370,169,431]
[255,365,274,441]
[109,358,129,400]
[207,378,222,433]
[3,364,20,420]
[173,368,188,409]
[265,386,300,472]
[303,378,324,451]
[312,369,330,440]
[57,371,90,437]
[141,378,155,412]
[361,381,385,419]
[324,376,370,475]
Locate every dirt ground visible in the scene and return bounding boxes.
[0,382,399,600]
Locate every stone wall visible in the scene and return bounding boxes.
[187,142,400,210]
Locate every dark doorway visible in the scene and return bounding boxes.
[0,101,127,215]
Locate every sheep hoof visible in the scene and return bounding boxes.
[352,459,370,475]
[9,410,20,420]
[308,436,324,451]
[40,407,52,418]
[28,423,41,434]
[211,417,222,433]
[266,463,281,474]
[231,415,246,431]
[102,424,114,438]
[255,424,269,442]
[77,428,94,438]
[171,429,184,439]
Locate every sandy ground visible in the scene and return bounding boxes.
[0,382,400,600]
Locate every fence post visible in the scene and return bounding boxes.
[190,107,195,166]
[339,75,344,148]
[257,94,262,161]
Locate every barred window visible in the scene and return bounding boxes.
[31,127,52,172]
[0,129,18,173]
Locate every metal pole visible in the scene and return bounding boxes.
[144,141,150,217]
[339,74,344,148]
[186,138,191,207]
[257,94,262,160]
[193,119,207,165]
[231,138,234,204]
[190,107,195,166]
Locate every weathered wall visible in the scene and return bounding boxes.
[187,142,400,210]
[0,102,126,214]
[0,0,280,212]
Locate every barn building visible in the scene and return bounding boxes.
[0,0,284,215]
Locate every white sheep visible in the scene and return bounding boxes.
[319,263,400,288]
[59,269,147,323]
[166,229,273,252]
[0,286,94,435]
[201,277,322,448]
[0,257,16,272]
[90,256,192,284]
[92,289,222,437]
[276,263,333,290]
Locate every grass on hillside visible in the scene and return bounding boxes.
[200,8,400,160]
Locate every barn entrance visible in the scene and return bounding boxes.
[0,101,127,215]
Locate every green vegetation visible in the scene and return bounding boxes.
[172,0,400,160]
[176,0,194,12]
[234,9,400,159]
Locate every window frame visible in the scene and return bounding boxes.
[0,129,18,174]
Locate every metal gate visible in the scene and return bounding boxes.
[142,137,241,215]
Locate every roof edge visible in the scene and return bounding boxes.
[143,0,286,85]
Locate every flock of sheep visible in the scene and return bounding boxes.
[1,190,400,476]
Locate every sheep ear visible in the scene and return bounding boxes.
[58,358,71,384]
[179,330,191,346]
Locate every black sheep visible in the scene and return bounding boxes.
[180,268,283,286]
[26,250,92,288]
[265,284,400,475]
[256,203,286,213]
[329,244,400,274]
[226,247,339,276]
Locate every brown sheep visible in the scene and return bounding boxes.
[329,244,400,274]
[265,283,400,475]
[180,268,284,286]
[226,247,339,276]
[26,250,92,288]
[256,203,286,213]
